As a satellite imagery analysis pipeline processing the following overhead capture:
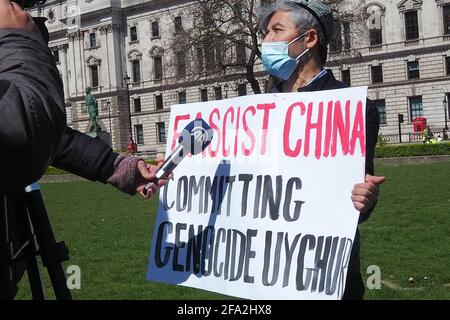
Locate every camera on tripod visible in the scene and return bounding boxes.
[14,0,47,9]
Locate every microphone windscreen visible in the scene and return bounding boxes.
[178,119,214,155]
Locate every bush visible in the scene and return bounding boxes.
[375,142,450,158]
[377,133,388,147]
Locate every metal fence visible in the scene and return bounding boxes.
[381,131,447,144]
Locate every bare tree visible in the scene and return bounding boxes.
[165,0,372,93]
[325,0,376,61]
[167,0,267,94]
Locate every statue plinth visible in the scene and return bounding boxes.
[86,131,112,147]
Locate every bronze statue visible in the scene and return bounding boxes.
[84,87,101,132]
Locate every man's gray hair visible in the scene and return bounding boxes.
[259,0,329,63]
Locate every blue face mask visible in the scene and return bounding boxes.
[261,31,310,80]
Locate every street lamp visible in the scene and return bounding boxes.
[105,99,113,146]
[123,73,135,154]
[443,96,449,130]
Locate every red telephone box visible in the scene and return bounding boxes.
[127,142,137,154]
[413,117,427,132]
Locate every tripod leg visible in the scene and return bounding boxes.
[0,196,15,300]
[21,187,72,300]
[8,196,45,300]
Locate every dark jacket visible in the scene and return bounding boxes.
[0,28,118,196]
[273,70,380,299]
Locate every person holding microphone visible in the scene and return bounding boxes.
[0,0,168,299]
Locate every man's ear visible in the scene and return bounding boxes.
[305,29,319,49]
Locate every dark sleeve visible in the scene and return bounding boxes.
[359,99,380,224]
[0,29,66,195]
[51,127,119,183]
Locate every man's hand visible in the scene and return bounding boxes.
[0,0,35,31]
[351,174,386,214]
[135,158,172,198]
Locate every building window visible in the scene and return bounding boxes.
[446,57,450,76]
[233,2,243,18]
[135,125,144,145]
[405,10,419,40]
[215,43,224,65]
[409,96,423,120]
[155,94,163,110]
[373,99,386,125]
[156,122,166,144]
[369,28,383,46]
[236,43,246,64]
[238,84,247,96]
[341,69,351,86]
[90,65,99,88]
[214,86,223,100]
[89,33,96,48]
[53,49,59,63]
[200,88,208,102]
[152,21,160,38]
[330,19,342,52]
[174,16,183,33]
[132,60,141,83]
[264,79,270,93]
[205,45,215,69]
[371,66,383,84]
[407,61,420,80]
[203,10,213,27]
[134,98,141,113]
[154,56,163,80]
[130,26,138,42]
[343,22,351,50]
[197,48,204,72]
[176,52,186,76]
[178,91,187,104]
[443,5,450,35]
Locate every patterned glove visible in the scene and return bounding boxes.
[107,154,144,196]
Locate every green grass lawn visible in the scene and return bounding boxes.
[16,161,450,300]
[360,161,450,300]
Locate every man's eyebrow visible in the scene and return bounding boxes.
[271,22,286,28]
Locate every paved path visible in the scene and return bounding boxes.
[40,174,87,183]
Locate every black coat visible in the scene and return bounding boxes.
[0,29,117,196]
[274,70,380,299]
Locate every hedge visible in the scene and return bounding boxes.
[43,144,449,175]
[375,142,450,158]
[145,159,158,166]
[45,166,69,175]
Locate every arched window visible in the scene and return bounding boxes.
[397,0,423,42]
[149,46,164,80]
[127,50,143,83]
[86,55,101,88]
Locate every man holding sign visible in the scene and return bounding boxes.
[147,0,385,300]
[259,0,385,299]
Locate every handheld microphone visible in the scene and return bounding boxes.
[143,118,214,195]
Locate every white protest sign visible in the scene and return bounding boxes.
[147,87,368,300]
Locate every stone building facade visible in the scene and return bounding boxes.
[327,0,450,142]
[28,0,450,153]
